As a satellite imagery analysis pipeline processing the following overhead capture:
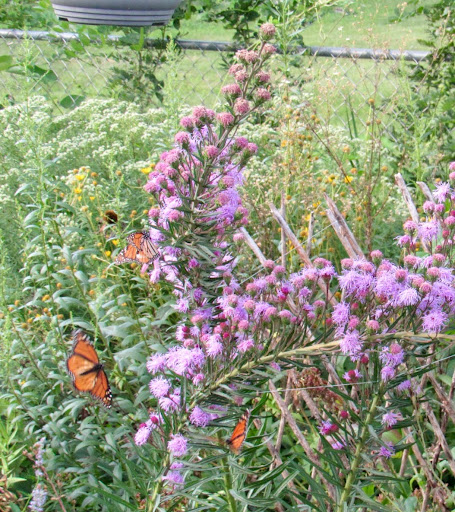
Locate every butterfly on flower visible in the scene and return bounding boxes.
[194,409,251,453]
[66,330,112,408]
[114,231,159,265]
[226,410,250,453]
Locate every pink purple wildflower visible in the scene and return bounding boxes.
[381,411,401,428]
[168,434,188,457]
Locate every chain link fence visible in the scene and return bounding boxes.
[0,28,431,139]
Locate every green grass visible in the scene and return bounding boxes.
[170,16,234,41]
[174,1,435,49]
[302,0,434,50]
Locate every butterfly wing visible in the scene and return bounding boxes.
[226,410,250,453]
[66,330,112,408]
[90,368,112,408]
[70,330,99,364]
[114,243,140,264]
[115,232,159,265]
[139,234,159,261]
[67,354,99,391]
[127,232,144,249]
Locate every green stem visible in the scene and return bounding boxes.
[336,387,383,512]
[10,321,47,382]
[146,453,170,512]
[221,452,237,512]
[190,339,340,408]
[190,329,452,409]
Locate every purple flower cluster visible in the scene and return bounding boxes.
[32,437,46,478]
[135,169,455,466]
[125,26,455,486]
[379,442,395,459]
[333,238,455,378]
[134,413,162,446]
[131,35,278,486]
[381,411,402,428]
[29,484,47,512]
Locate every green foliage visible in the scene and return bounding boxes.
[0,0,53,29]
[240,94,408,266]
[0,96,186,509]
[197,0,333,45]
[107,29,171,105]
[387,0,454,183]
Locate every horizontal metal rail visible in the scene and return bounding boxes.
[0,29,432,62]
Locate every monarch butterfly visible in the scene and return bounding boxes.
[114,231,159,265]
[66,330,112,408]
[226,410,250,453]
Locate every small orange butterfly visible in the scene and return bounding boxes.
[66,330,112,408]
[226,410,251,453]
[114,231,159,265]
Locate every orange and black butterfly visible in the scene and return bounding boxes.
[226,410,250,453]
[114,231,159,265]
[66,330,112,408]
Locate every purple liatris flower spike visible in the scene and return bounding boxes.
[381,365,396,382]
[418,221,439,241]
[206,335,223,357]
[381,411,402,428]
[433,182,451,203]
[396,379,412,392]
[331,441,345,450]
[146,354,167,374]
[397,287,419,306]
[422,310,447,333]
[331,302,350,326]
[339,331,363,358]
[319,421,338,435]
[379,343,404,368]
[343,369,362,382]
[162,470,185,485]
[237,337,255,353]
[168,434,188,457]
[379,442,395,458]
[149,376,171,398]
[189,407,211,427]
[135,424,152,446]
